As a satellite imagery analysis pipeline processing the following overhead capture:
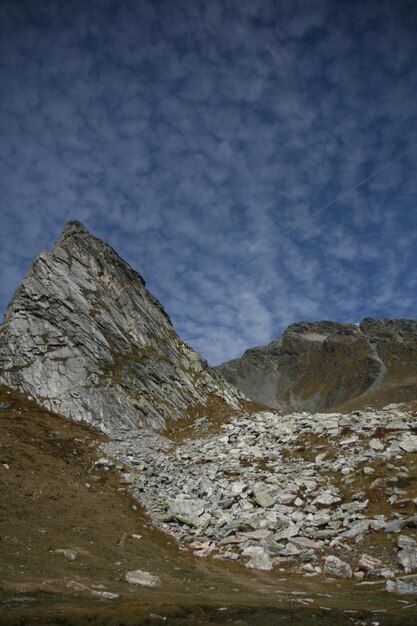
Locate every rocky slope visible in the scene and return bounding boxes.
[103,401,417,593]
[0,221,242,432]
[217,319,417,413]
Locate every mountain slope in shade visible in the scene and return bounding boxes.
[0,221,242,431]
[216,318,417,413]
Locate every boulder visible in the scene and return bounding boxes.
[125,570,161,587]
[386,574,417,595]
[398,435,417,453]
[324,555,352,578]
[358,553,383,571]
[398,547,417,573]
[244,547,273,571]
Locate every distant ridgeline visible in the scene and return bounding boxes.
[216,318,417,413]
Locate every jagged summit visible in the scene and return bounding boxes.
[58,219,150,289]
[0,220,242,431]
[217,318,417,412]
[59,219,90,239]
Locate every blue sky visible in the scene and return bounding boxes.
[1,0,416,365]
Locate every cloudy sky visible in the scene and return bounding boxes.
[1,0,416,364]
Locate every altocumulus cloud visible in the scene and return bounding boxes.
[0,0,416,364]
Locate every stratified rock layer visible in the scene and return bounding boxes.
[217,319,417,412]
[0,221,242,431]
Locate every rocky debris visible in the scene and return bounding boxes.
[0,221,243,431]
[102,403,417,577]
[216,318,417,413]
[125,569,161,587]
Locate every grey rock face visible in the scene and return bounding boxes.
[0,221,242,431]
[216,318,417,412]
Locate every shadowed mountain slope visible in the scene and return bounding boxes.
[0,221,242,431]
[217,319,417,413]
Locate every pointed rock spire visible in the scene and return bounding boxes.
[0,221,243,431]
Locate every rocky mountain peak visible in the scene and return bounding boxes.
[0,221,242,431]
[59,219,90,240]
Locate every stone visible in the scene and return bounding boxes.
[91,590,119,599]
[406,515,417,528]
[274,525,300,541]
[398,435,417,453]
[66,580,91,593]
[125,569,161,587]
[231,481,246,496]
[385,519,405,533]
[324,555,352,578]
[279,543,301,556]
[386,574,417,595]
[369,518,386,531]
[398,547,417,573]
[369,438,384,451]
[167,498,205,518]
[363,467,375,475]
[397,535,416,549]
[276,493,296,505]
[54,549,78,561]
[358,553,383,571]
[312,491,341,506]
[253,486,275,508]
[244,547,273,571]
[290,536,322,550]
[344,520,371,538]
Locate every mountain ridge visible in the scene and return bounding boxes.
[217,317,417,412]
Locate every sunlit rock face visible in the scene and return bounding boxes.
[0,220,242,431]
[217,318,417,412]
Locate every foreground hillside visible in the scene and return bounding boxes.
[1,385,417,625]
[217,319,417,413]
